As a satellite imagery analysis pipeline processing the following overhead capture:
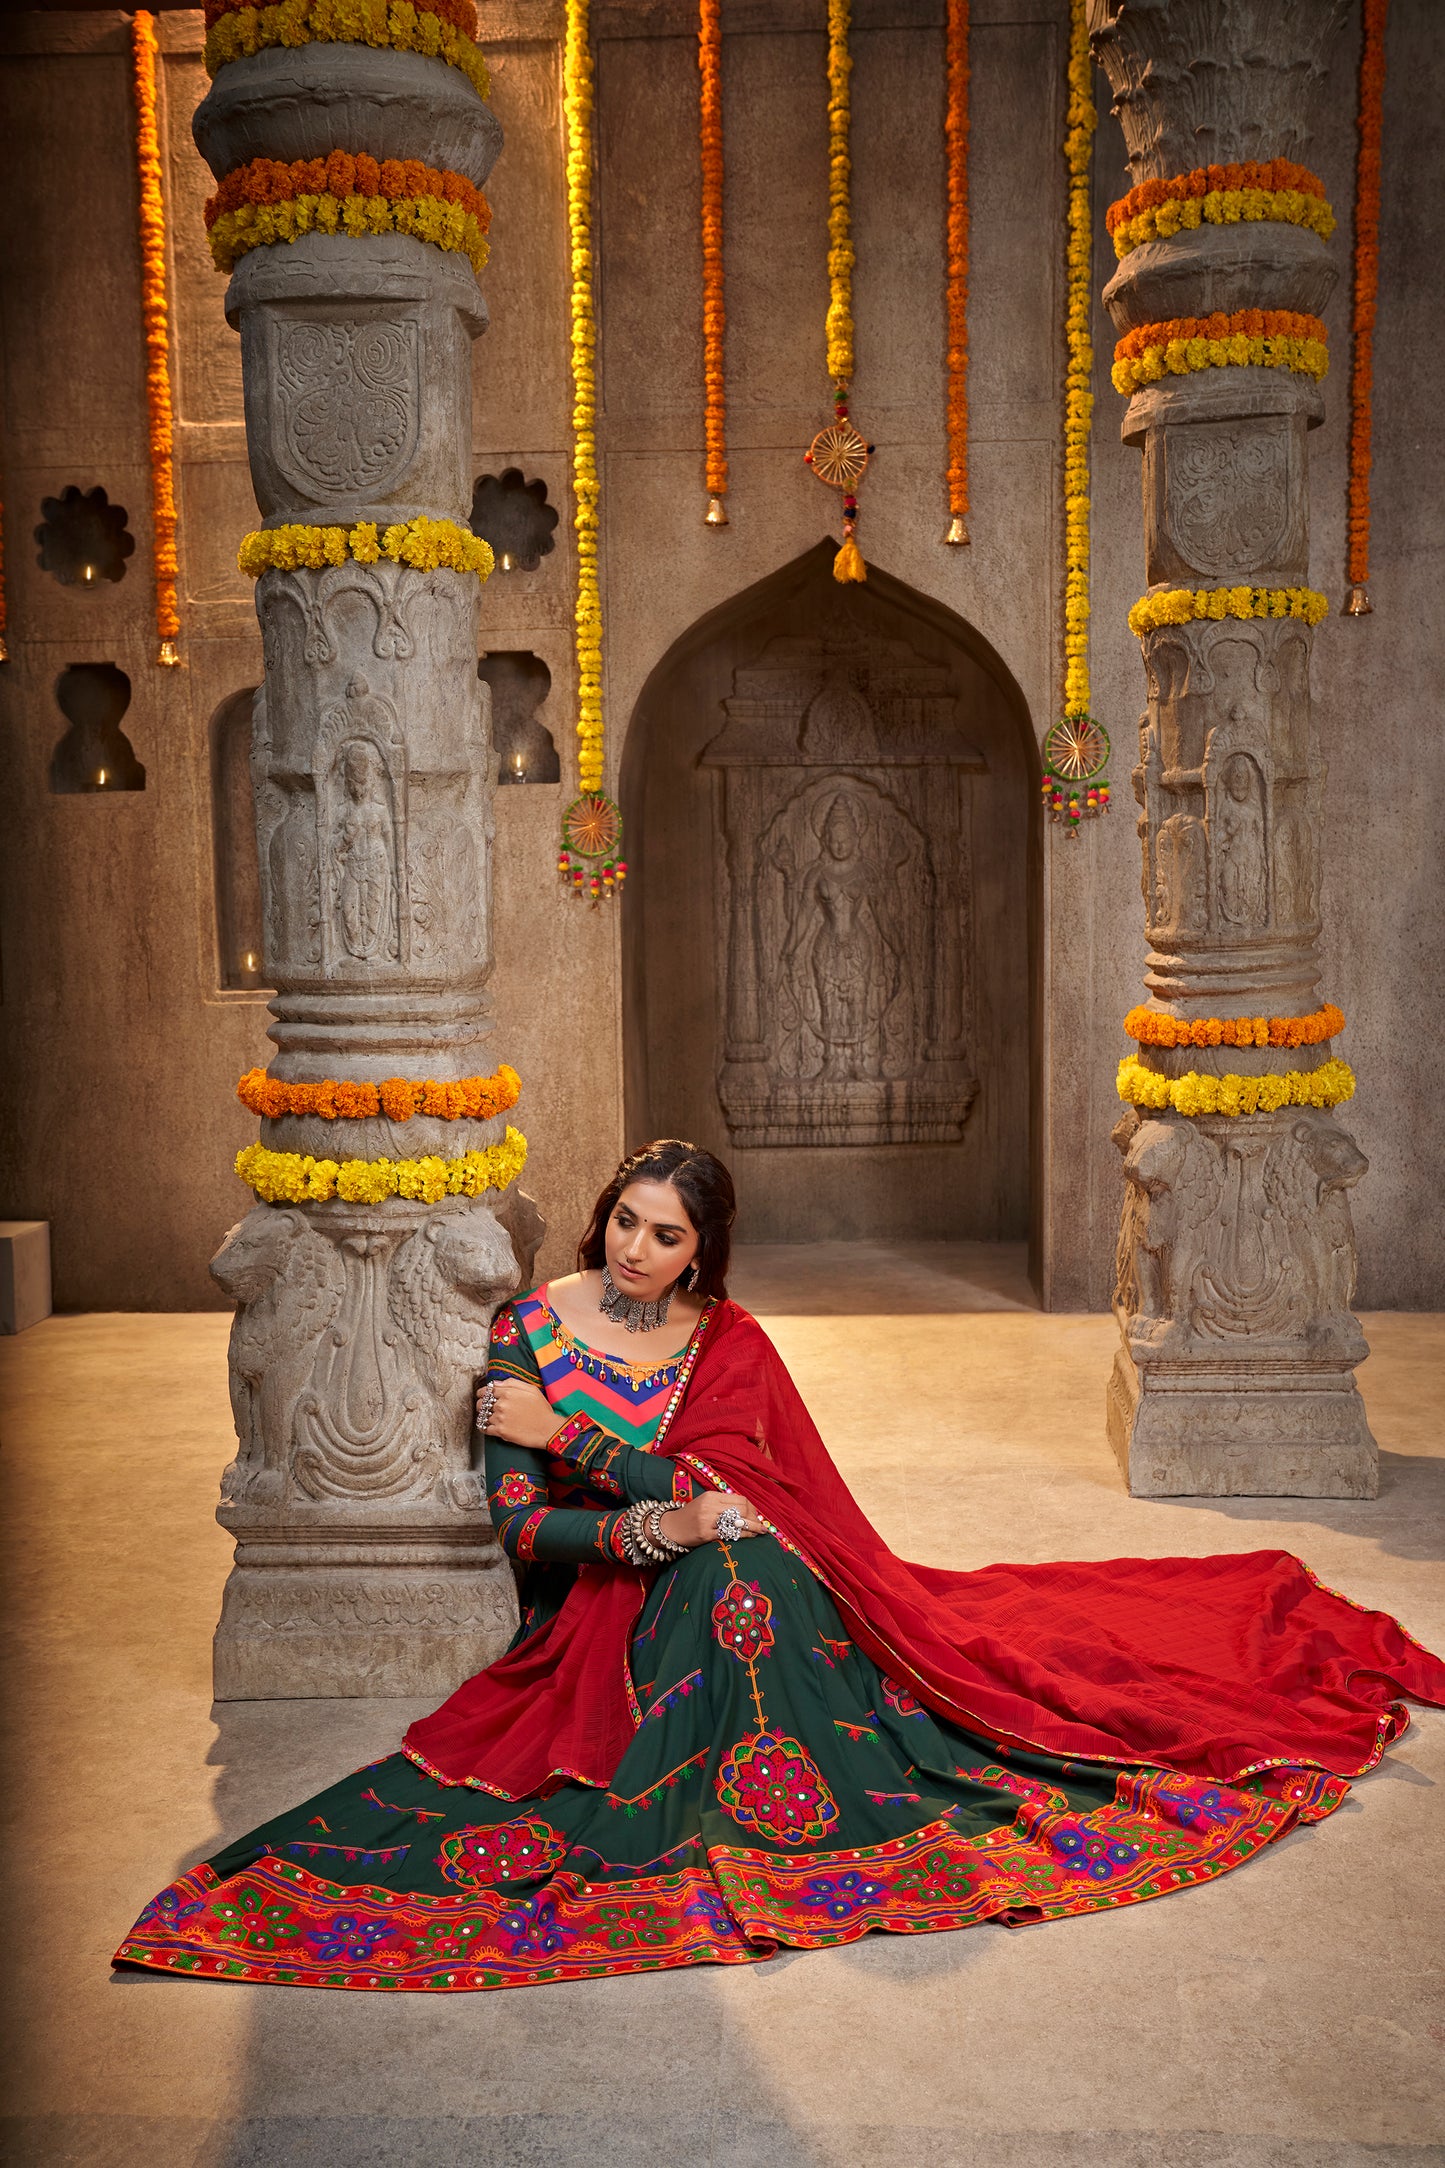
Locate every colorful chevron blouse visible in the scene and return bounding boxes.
[482,1288,709,1593]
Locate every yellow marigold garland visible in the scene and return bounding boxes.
[237,1063,521,1121]
[1117,1056,1355,1119]
[207,154,490,277]
[564,0,603,797]
[204,0,491,100]
[1107,174,1335,261]
[1045,0,1106,830]
[1128,584,1328,637]
[1125,1003,1344,1052]
[236,1126,528,1205]
[237,517,493,579]
[0,494,7,663]
[943,0,970,543]
[699,0,727,523]
[1111,310,1329,398]
[131,14,182,665]
[1345,0,1386,613]
[824,0,854,391]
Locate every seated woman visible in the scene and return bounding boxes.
[117,1140,1445,1993]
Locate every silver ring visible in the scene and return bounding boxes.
[477,1383,497,1431]
[715,1505,745,1543]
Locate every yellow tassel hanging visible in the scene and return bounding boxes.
[833,536,866,582]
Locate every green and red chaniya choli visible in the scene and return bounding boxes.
[115,1293,1358,1992]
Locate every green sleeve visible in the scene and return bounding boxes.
[544,1413,697,1506]
[481,1302,630,1566]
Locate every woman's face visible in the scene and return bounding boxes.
[604,1179,701,1302]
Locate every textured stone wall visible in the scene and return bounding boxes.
[0,0,1441,1315]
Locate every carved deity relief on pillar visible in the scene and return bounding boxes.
[193,46,530,1694]
[702,619,982,1149]
[1091,0,1374,1497]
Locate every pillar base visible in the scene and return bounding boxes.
[213,1528,517,1700]
[1106,1345,1378,1499]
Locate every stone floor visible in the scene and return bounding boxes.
[1,1245,1442,2168]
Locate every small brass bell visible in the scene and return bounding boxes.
[1342,583,1373,616]
[704,495,729,527]
[157,638,181,666]
[943,514,970,547]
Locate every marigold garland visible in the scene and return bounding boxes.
[808,0,867,584]
[943,0,970,542]
[1111,310,1328,397]
[1116,1055,1355,1120]
[237,1063,521,1122]
[236,1128,528,1205]
[1047,0,1105,831]
[205,154,491,276]
[1346,0,1386,610]
[0,495,7,663]
[132,14,181,665]
[699,0,727,521]
[1106,163,1335,260]
[1124,1003,1345,1052]
[237,517,493,579]
[204,0,491,100]
[1127,584,1328,638]
[564,0,604,797]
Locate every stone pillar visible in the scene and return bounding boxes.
[194,48,542,1694]
[1091,0,1377,1498]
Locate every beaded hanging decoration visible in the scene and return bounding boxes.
[557,790,628,905]
[805,0,871,582]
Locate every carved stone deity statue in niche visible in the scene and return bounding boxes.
[777,788,910,1084]
[702,620,981,1148]
[334,738,399,960]
[1214,752,1268,930]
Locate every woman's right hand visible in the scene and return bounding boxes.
[660,1490,766,1549]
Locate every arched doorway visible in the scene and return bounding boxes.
[621,542,1041,1262]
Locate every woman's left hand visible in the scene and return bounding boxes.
[477,1377,561,1452]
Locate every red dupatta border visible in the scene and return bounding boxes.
[671,1449,1412,1796]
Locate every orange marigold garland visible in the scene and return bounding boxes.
[699,0,727,527]
[1111,309,1329,397]
[1124,1003,1344,1052]
[1106,161,1334,257]
[0,495,7,663]
[942,0,970,545]
[132,13,182,666]
[237,1064,522,1122]
[1345,0,1386,615]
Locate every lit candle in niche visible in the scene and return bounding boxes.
[96,767,108,787]
[499,550,514,573]
[511,748,527,782]
[82,564,96,586]
[243,951,259,975]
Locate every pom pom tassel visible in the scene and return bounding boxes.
[833,535,866,583]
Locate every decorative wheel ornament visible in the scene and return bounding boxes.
[557,791,628,905]
[806,420,869,489]
[1042,715,1111,833]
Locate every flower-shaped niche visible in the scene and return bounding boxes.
[469,469,558,574]
[35,485,135,588]
[49,663,146,793]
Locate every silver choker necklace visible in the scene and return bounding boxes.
[599,1266,674,1334]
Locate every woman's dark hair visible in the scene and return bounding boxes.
[577,1139,735,1299]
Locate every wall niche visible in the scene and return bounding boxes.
[479,652,559,785]
[35,486,134,588]
[49,663,145,793]
[210,685,267,989]
[469,469,558,573]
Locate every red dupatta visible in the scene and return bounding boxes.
[406,1300,1444,1798]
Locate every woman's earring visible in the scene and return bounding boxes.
[685,1261,700,1291]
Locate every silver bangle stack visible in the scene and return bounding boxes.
[619,1499,689,1568]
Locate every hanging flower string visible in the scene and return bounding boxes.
[942,0,970,545]
[560,0,625,904]
[804,0,869,583]
[1345,0,1386,615]
[1043,0,1107,832]
[0,496,7,663]
[699,0,727,527]
[132,13,182,667]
